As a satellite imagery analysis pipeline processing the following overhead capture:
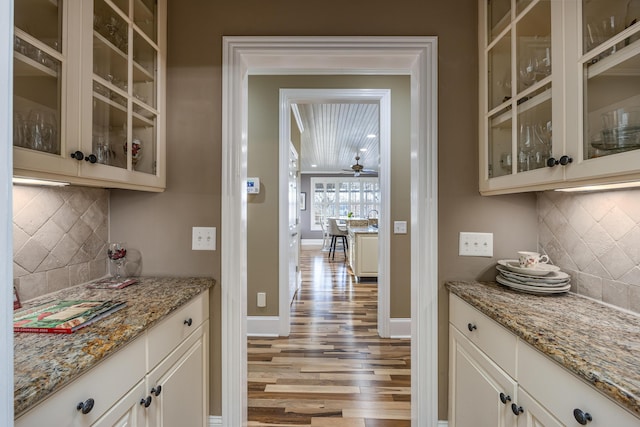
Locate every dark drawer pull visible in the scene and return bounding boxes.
[573,408,593,425]
[184,318,193,327]
[76,398,95,414]
[467,323,477,332]
[140,396,152,408]
[511,403,523,416]
[499,392,511,404]
[151,385,162,396]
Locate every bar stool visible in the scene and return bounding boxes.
[327,218,348,259]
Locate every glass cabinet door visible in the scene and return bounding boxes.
[13,0,63,156]
[582,0,640,162]
[484,0,553,180]
[91,0,159,175]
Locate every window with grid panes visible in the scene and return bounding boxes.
[310,177,380,231]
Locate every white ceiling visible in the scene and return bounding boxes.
[294,102,380,175]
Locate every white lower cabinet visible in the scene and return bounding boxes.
[449,326,517,426]
[449,294,639,427]
[92,381,147,427]
[146,323,208,427]
[14,291,209,427]
[347,231,378,280]
[515,388,563,427]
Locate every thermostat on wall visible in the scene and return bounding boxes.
[247,177,260,194]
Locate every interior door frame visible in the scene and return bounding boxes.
[221,36,439,426]
[1,1,13,423]
[278,88,392,338]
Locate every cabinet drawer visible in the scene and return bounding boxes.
[518,341,640,426]
[449,294,517,377]
[147,291,208,370]
[15,335,145,427]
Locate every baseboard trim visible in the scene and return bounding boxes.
[247,316,280,337]
[389,318,411,338]
[301,239,323,246]
[438,421,448,427]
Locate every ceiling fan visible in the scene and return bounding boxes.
[343,155,376,177]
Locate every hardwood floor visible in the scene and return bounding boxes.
[248,247,411,426]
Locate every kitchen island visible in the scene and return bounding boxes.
[14,276,214,422]
[347,226,378,280]
[446,280,640,421]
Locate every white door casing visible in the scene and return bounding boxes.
[1,2,13,424]
[221,36,439,426]
[279,88,391,338]
[287,141,299,313]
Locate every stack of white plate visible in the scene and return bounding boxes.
[496,260,571,295]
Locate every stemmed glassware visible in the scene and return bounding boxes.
[107,242,127,279]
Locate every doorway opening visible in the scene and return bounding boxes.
[221,36,439,426]
[277,88,392,338]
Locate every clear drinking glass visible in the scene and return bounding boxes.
[107,242,127,279]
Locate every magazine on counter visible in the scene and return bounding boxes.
[86,277,138,290]
[13,300,126,334]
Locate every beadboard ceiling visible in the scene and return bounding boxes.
[294,102,380,175]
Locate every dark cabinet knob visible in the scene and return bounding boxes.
[511,403,523,416]
[558,155,573,166]
[76,398,95,414]
[499,392,511,404]
[546,155,573,167]
[151,385,162,396]
[467,323,477,332]
[184,318,193,327]
[140,396,152,408]
[85,154,98,163]
[70,151,85,161]
[573,408,593,425]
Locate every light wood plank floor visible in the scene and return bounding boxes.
[248,247,411,426]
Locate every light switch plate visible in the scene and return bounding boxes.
[393,221,407,234]
[459,232,493,257]
[192,227,216,251]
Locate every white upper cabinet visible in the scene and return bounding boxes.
[13,0,81,178]
[480,0,640,195]
[13,0,166,191]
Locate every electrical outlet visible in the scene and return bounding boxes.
[257,292,266,307]
[192,227,216,251]
[459,232,493,257]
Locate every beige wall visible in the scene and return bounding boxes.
[109,0,540,419]
[247,75,411,318]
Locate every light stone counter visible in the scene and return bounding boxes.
[13,276,214,417]
[348,225,379,235]
[446,280,640,418]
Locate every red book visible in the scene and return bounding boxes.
[13,300,126,334]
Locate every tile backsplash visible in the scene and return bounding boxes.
[538,189,640,313]
[13,185,109,301]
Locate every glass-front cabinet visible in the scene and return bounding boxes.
[480,0,640,194]
[13,0,80,178]
[571,0,640,182]
[13,0,166,191]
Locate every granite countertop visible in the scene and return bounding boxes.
[348,226,379,234]
[14,276,214,417]
[446,280,640,418]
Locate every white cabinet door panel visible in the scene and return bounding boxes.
[449,326,517,427]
